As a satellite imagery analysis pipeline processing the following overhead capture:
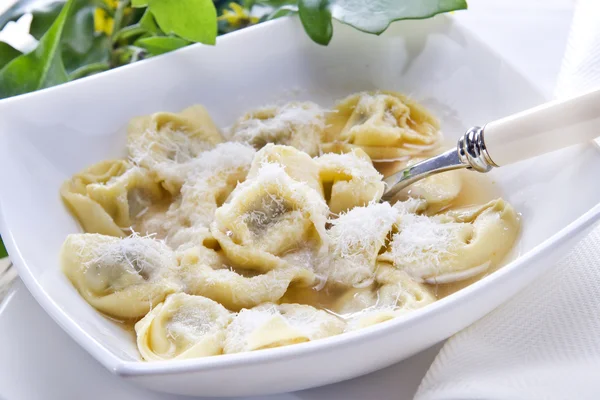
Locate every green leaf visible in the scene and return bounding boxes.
[0,0,74,99]
[298,0,332,46]
[58,0,111,74]
[24,1,111,75]
[329,0,468,35]
[135,36,190,55]
[148,0,217,44]
[69,62,110,80]
[113,25,150,44]
[0,237,7,259]
[62,3,98,54]
[29,2,64,39]
[139,9,162,34]
[132,0,149,7]
[64,36,111,74]
[0,43,22,67]
[113,10,164,46]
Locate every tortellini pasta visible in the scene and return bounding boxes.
[137,142,256,250]
[316,202,398,288]
[61,160,165,237]
[379,199,520,283]
[61,233,179,319]
[127,105,224,194]
[391,157,463,213]
[316,149,385,214]
[334,264,436,330]
[60,93,521,362]
[224,303,345,354]
[324,91,441,161]
[248,144,323,197]
[229,102,326,156]
[135,293,232,360]
[178,245,316,311]
[211,162,329,272]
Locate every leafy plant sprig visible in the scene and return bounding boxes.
[0,0,466,100]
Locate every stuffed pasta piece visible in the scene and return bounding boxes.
[333,264,436,331]
[379,198,520,283]
[211,161,329,272]
[324,91,441,160]
[247,144,323,197]
[224,303,345,354]
[137,142,256,250]
[61,160,165,237]
[315,149,384,214]
[229,102,326,156]
[135,293,232,361]
[127,105,224,194]
[61,233,180,319]
[388,156,463,213]
[315,202,398,288]
[177,245,316,311]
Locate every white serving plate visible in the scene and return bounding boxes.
[0,15,598,398]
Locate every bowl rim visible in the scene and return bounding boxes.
[1,15,599,377]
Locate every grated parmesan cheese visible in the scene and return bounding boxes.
[79,232,177,288]
[135,293,232,360]
[316,202,398,287]
[223,161,329,233]
[328,202,398,259]
[185,142,256,183]
[211,161,330,272]
[223,303,344,354]
[138,143,256,250]
[223,304,281,353]
[228,102,327,156]
[387,213,458,266]
[167,304,217,342]
[129,123,210,166]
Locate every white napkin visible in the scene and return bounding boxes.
[415,1,600,399]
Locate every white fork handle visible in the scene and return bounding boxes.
[484,88,600,166]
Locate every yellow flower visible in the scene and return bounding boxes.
[93,0,131,36]
[218,2,259,28]
[94,8,114,36]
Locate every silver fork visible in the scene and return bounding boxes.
[382,88,600,201]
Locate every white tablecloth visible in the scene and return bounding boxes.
[416,0,600,398]
[0,1,575,399]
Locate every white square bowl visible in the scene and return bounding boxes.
[0,15,599,397]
